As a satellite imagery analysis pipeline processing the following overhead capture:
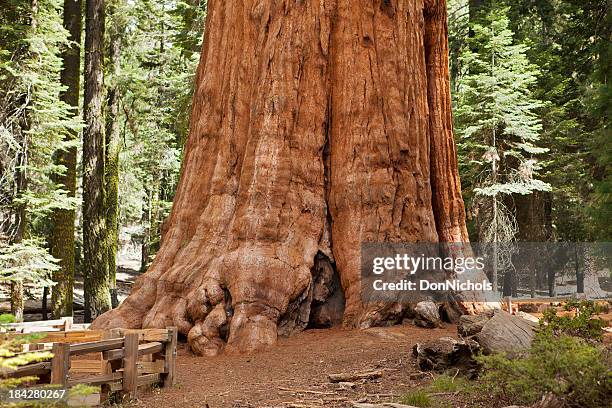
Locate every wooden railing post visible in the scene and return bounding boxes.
[122,333,139,400]
[163,327,177,387]
[50,343,70,386]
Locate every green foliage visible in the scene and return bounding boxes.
[399,390,432,407]
[0,315,52,396]
[0,0,81,303]
[454,6,550,243]
[539,299,607,341]
[450,1,610,242]
[0,0,81,223]
[428,373,470,393]
[477,332,611,407]
[0,239,58,287]
[0,315,16,325]
[477,300,610,406]
[497,0,610,241]
[115,0,204,264]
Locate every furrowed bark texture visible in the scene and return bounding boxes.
[105,0,124,309]
[93,0,483,354]
[83,0,111,321]
[50,0,81,318]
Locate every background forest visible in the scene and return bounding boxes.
[0,0,610,322]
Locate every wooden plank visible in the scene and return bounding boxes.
[63,317,73,331]
[99,330,114,404]
[103,339,165,361]
[3,319,68,328]
[137,342,163,356]
[70,338,125,356]
[109,381,123,392]
[50,343,70,386]
[67,372,123,387]
[7,361,51,378]
[102,348,123,361]
[67,392,100,407]
[70,360,103,374]
[121,328,170,342]
[164,327,177,387]
[137,373,161,387]
[137,360,166,374]
[122,333,139,399]
[9,330,104,344]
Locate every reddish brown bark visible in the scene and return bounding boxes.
[92,0,485,354]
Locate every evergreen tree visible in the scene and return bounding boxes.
[454,6,550,290]
[0,0,80,319]
[50,0,82,318]
[115,0,203,269]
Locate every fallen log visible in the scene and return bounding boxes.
[328,370,383,383]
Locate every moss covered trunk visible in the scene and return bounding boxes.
[105,0,123,309]
[83,0,111,321]
[50,0,82,318]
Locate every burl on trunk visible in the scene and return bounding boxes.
[92,0,483,354]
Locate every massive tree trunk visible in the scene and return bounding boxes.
[83,0,111,321]
[50,0,82,318]
[93,0,485,354]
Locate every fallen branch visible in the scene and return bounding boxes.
[278,387,335,395]
[328,370,383,383]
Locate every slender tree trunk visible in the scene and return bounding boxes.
[10,0,40,322]
[140,190,150,272]
[10,108,27,324]
[576,246,584,294]
[10,186,26,322]
[83,0,111,321]
[50,0,82,319]
[105,0,123,309]
[140,177,161,272]
[581,245,606,298]
[42,287,48,319]
[93,0,488,354]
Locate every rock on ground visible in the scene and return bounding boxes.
[475,310,537,355]
[413,301,442,328]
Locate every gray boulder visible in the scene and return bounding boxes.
[475,310,537,355]
[413,301,442,328]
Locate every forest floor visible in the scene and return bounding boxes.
[127,324,498,408]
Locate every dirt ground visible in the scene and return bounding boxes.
[129,324,461,408]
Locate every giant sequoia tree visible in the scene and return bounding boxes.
[93,0,485,354]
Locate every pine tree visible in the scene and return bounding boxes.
[0,0,80,319]
[50,0,82,318]
[114,0,201,270]
[454,6,550,290]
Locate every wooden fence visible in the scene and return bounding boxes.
[3,326,177,405]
